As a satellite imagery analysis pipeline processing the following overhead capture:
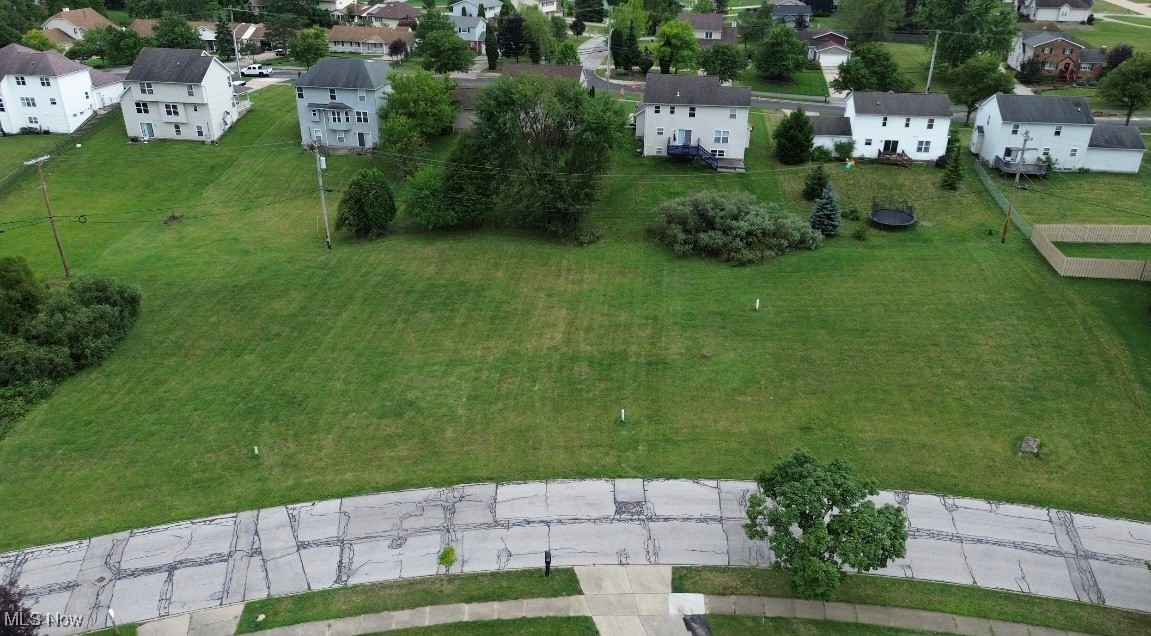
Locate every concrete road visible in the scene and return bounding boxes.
[3,479,1149,635]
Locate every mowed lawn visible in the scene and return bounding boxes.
[0,87,1150,551]
[0,133,64,184]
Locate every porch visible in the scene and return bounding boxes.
[992,155,1049,176]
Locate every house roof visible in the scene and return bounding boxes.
[503,63,583,82]
[450,14,487,36]
[677,12,724,31]
[990,93,1094,124]
[124,48,218,83]
[0,43,90,77]
[357,1,423,19]
[42,28,75,45]
[328,24,414,44]
[1088,126,1145,150]
[1080,48,1106,63]
[296,57,391,89]
[306,101,353,110]
[812,115,852,136]
[455,85,479,110]
[796,28,847,42]
[128,19,158,37]
[642,74,751,107]
[89,68,122,87]
[849,91,952,117]
[772,4,812,14]
[1021,31,1084,48]
[45,7,115,31]
[815,42,851,53]
[1033,0,1092,8]
[698,26,738,48]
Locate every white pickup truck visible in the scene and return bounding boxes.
[239,64,273,77]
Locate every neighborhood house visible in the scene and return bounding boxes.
[355,2,423,27]
[813,91,952,161]
[0,43,122,134]
[120,48,248,142]
[1007,31,1106,82]
[797,28,852,67]
[676,12,738,49]
[1016,0,1093,23]
[635,74,752,171]
[450,15,488,53]
[295,57,390,150]
[328,25,413,54]
[40,7,116,50]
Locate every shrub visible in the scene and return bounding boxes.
[401,166,453,229]
[652,191,822,266]
[773,108,814,165]
[336,169,397,238]
[845,208,861,221]
[809,184,842,237]
[438,546,457,572]
[852,225,870,241]
[0,256,45,336]
[833,139,856,160]
[810,146,833,162]
[802,164,830,201]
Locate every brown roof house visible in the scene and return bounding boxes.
[328,25,414,55]
[356,2,424,27]
[41,8,117,50]
[676,12,738,50]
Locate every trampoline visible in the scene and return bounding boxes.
[870,198,917,229]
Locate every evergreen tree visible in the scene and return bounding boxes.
[802,164,829,201]
[554,39,580,65]
[485,21,500,69]
[609,25,623,68]
[773,108,813,165]
[498,13,526,61]
[621,24,641,71]
[336,169,396,238]
[499,0,515,16]
[809,184,841,237]
[940,129,962,190]
[213,13,235,60]
[527,36,541,62]
[570,17,586,35]
[574,0,604,22]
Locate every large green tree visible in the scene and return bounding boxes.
[0,257,44,337]
[829,42,911,93]
[652,19,697,73]
[213,13,235,60]
[698,42,745,83]
[498,13,526,61]
[612,0,650,39]
[574,0,604,22]
[808,184,841,237]
[737,2,774,49]
[485,21,500,69]
[918,0,1018,68]
[379,114,427,175]
[382,70,458,139]
[773,108,813,164]
[336,169,396,238]
[265,13,301,49]
[745,450,908,600]
[753,22,805,80]
[522,5,554,62]
[21,28,62,52]
[100,26,151,65]
[947,53,1014,123]
[153,11,201,49]
[1098,53,1151,125]
[554,39,580,65]
[419,30,477,72]
[414,9,454,50]
[839,0,902,43]
[288,25,328,68]
[0,0,48,48]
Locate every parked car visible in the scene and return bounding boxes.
[240,64,273,77]
[273,47,287,56]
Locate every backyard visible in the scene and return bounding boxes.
[0,86,1149,552]
[735,69,829,98]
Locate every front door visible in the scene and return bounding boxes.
[358,132,370,148]
[676,129,692,146]
[139,122,154,139]
[882,139,898,153]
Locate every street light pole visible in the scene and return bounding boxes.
[230,8,243,74]
[24,155,71,277]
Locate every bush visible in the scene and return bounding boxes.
[833,139,856,160]
[852,224,870,241]
[0,256,45,336]
[802,164,830,201]
[773,109,814,165]
[336,169,396,238]
[810,146,833,162]
[652,191,822,266]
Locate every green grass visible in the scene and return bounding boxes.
[83,625,137,636]
[674,567,1151,636]
[989,165,1151,224]
[236,569,582,633]
[879,43,956,95]
[1076,19,1151,55]
[0,133,62,183]
[377,617,599,635]
[1,90,1151,552]
[709,616,949,636]
[1055,242,1151,259]
[105,9,131,25]
[1093,0,1139,13]
[735,69,829,97]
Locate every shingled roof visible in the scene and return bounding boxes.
[1033,0,1092,7]
[850,91,952,117]
[124,48,218,83]
[990,93,1094,125]
[357,1,424,19]
[677,12,725,31]
[0,43,90,77]
[89,68,123,88]
[698,26,738,49]
[1088,126,1146,150]
[812,116,852,136]
[46,7,115,31]
[1020,31,1084,48]
[642,74,751,107]
[328,24,414,44]
[296,57,391,89]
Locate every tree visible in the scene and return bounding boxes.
[554,39,580,64]
[336,169,396,238]
[485,23,499,68]
[101,26,150,65]
[802,164,829,201]
[551,14,568,40]
[773,108,813,164]
[737,2,775,49]
[1098,53,1151,125]
[570,17,586,35]
[21,28,62,52]
[498,13,526,61]
[401,165,453,228]
[437,132,495,227]
[744,450,908,600]
[754,22,805,80]
[389,38,409,58]
[383,70,458,138]
[609,25,624,68]
[839,0,902,43]
[941,133,962,190]
[691,0,716,11]
[522,5,554,61]
[1105,43,1133,73]
[265,13,301,50]
[415,9,455,50]
[154,12,201,49]
[698,42,744,83]
[477,2,487,17]
[637,49,654,74]
[213,13,235,61]
[0,257,45,337]
[0,0,47,49]
[829,43,911,93]
[809,184,841,237]
[947,53,1014,123]
[422,0,436,9]
[715,0,727,12]
[619,24,642,70]
[652,19,697,73]
[288,25,328,68]
[1018,58,1042,84]
[574,0,604,22]
[527,36,541,62]
[379,114,427,174]
[0,583,38,636]
[918,0,1018,68]
[612,0,649,40]
[420,30,477,72]
[65,28,106,59]
[499,0,515,17]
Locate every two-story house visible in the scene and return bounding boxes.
[812,91,952,160]
[356,2,423,27]
[450,15,487,53]
[447,0,496,17]
[120,48,247,142]
[328,25,413,54]
[971,93,1144,174]
[41,8,117,50]
[676,12,738,49]
[635,74,752,171]
[0,43,122,134]
[295,57,390,150]
[772,3,813,26]
[797,27,851,67]
[1018,0,1093,22]
[1007,31,1105,82]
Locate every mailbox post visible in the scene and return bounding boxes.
[544,550,552,577]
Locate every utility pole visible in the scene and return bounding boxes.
[230,8,242,75]
[1001,130,1031,243]
[925,30,940,94]
[25,155,70,277]
[311,142,333,250]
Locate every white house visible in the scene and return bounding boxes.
[797,28,852,67]
[1018,0,1093,22]
[447,0,497,17]
[40,8,117,50]
[450,15,488,53]
[318,0,356,20]
[296,57,390,149]
[813,91,952,160]
[356,2,423,27]
[676,13,738,49]
[635,74,752,171]
[120,48,248,142]
[0,43,122,134]
[970,92,1144,174]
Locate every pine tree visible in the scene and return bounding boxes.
[609,26,624,68]
[773,108,814,165]
[809,184,842,237]
[214,13,235,61]
[622,24,641,71]
[485,21,500,69]
[941,144,963,190]
[802,164,829,201]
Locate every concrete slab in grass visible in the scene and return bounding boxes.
[576,566,633,594]
[793,599,826,620]
[425,603,468,625]
[464,601,499,621]
[585,594,640,616]
[823,602,857,623]
[625,566,672,593]
[593,615,647,636]
[984,619,1035,636]
[644,480,721,518]
[730,595,765,616]
[633,593,670,615]
[491,599,526,619]
[138,614,191,636]
[522,596,574,617]
[949,614,995,636]
[703,595,734,614]
[762,597,795,618]
[323,616,366,636]
[388,607,428,630]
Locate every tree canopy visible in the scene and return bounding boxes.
[153,11,201,49]
[612,0,650,38]
[829,42,911,93]
[554,39,580,65]
[839,0,902,43]
[918,0,1018,68]
[213,13,235,61]
[419,29,476,73]
[336,169,396,238]
[754,22,805,80]
[288,25,328,68]
[0,0,48,48]
[382,70,458,139]
[947,53,1015,123]
[652,19,697,73]
[498,13,526,61]
[698,42,745,83]
[773,108,813,164]
[21,28,62,52]
[1098,52,1151,125]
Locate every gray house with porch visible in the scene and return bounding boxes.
[295,57,391,150]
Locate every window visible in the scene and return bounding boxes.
[28,116,38,125]
[709,149,726,158]
[296,87,304,99]
[15,76,25,85]
[688,107,696,118]
[655,146,664,155]
[139,82,153,94]
[337,133,345,142]
[40,77,51,87]
[1063,47,1072,55]
[1043,61,1057,70]
[904,117,911,128]
[0,98,4,112]
[864,138,872,146]
[656,127,664,136]
[1011,124,1020,135]
[1060,7,1068,16]
[729,107,737,119]
[670,106,676,114]
[358,90,366,102]
[356,110,369,123]
[196,125,205,137]
[927,118,935,129]
[713,129,729,143]
[916,140,931,153]
[704,31,713,39]
[653,105,660,114]
[329,88,337,101]
[1054,125,1062,136]
[881,117,888,127]
[49,98,57,105]
[164,104,180,116]
[1042,47,1052,54]
[1078,63,1092,71]
[187,84,195,97]
[312,128,322,140]
[332,110,347,123]
[1041,147,1050,157]
[1004,147,1013,159]
[1070,147,1078,157]
[311,109,320,121]
[174,124,182,136]
[20,97,36,107]
[135,102,149,113]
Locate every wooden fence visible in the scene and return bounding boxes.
[1031,225,1151,281]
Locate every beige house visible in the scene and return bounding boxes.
[328,25,414,54]
[41,8,117,50]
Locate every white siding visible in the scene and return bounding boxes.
[974,97,1092,170]
[0,68,110,134]
[120,57,243,142]
[850,113,949,160]
[639,103,750,160]
[1084,148,1145,174]
[816,48,850,68]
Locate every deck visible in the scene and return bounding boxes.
[666,141,720,170]
[993,155,1049,176]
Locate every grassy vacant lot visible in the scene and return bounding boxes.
[236,570,582,632]
[879,43,956,95]
[0,87,1149,552]
[377,617,598,635]
[989,165,1151,225]
[1076,19,1151,54]
[674,567,1151,636]
[736,69,829,97]
[0,133,63,183]
[709,616,948,636]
